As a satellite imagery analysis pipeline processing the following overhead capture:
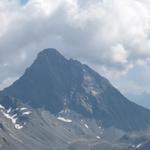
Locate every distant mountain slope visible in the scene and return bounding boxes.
[1,48,150,131]
[126,92,150,109]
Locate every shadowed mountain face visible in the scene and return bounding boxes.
[1,48,150,131]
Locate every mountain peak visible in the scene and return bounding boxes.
[34,48,66,68]
[37,48,64,59]
[2,48,150,131]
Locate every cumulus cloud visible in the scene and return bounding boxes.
[0,0,150,94]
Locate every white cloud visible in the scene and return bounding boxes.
[111,44,128,64]
[27,0,62,16]
[0,0,150,94]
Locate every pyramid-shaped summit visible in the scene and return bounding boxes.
[37,48,65,60]
[1,48,150,131]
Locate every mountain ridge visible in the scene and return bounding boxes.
[1,48,150,131]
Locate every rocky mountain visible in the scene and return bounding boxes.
[0,48,150,149]
[1,48,150,131]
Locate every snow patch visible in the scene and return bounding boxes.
[0,105,4,109]
[20,107,27,111]
[1,110,24,130]
[136,143,142,148]
[84,124,89,129]
[2,110,17,124]
[12,114,17,118]
[57,117,72,123]
[15,124,23,130]
[7,108,11,113]
[22,111,32,115]
[91,90,98,96]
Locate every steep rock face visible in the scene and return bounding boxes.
[1,48,150,131]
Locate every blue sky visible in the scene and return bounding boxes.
[20,0,28,5]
